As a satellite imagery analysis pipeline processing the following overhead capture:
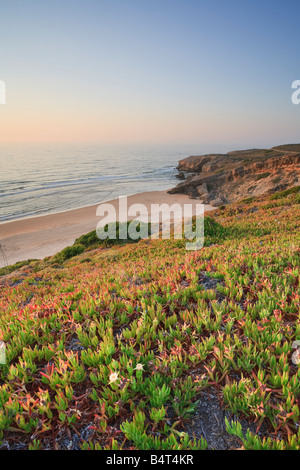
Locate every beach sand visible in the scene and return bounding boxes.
[0,190,216,267]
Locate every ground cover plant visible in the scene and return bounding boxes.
[0,186,299,450]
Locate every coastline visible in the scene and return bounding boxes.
[0,190,216,267]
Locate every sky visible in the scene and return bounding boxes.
[0,0,300,147]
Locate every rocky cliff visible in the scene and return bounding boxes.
[168,146,300,206]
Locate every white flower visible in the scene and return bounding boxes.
[134,363,144,371]
[292,348,300,365]
[109,372,119,384]
[0,341,5,365]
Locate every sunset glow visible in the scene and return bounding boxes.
[1,0,299,145]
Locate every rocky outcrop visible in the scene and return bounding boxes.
[175,171,185,180]
[169,146,300,206]
[176,154,227,173]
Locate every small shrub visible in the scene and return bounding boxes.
[241,197,255,204]
[0,259,38,277]
[75,221,152,250]
[256,172,271,181]
[54,244,85,263]
[188,216,228,246]
[272,176,281,184]
[270,186,300,200]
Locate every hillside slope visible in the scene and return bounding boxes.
[0,186,299,450]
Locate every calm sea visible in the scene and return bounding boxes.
[0,142,231,222]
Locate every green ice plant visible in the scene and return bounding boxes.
[0,186,299,449]
[225,418,300,450]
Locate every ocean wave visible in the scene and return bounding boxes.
[0,169,175,199]
[0,142,198,222]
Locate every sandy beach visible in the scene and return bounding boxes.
[0,190,216,267]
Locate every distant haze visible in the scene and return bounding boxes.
[0,0,300,146]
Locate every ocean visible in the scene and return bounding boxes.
[0,142,231,223]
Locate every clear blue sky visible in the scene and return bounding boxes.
[1,0,299,146]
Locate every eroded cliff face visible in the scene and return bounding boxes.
[168,147,300,206]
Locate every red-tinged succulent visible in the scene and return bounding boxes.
[0,187,299,449]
